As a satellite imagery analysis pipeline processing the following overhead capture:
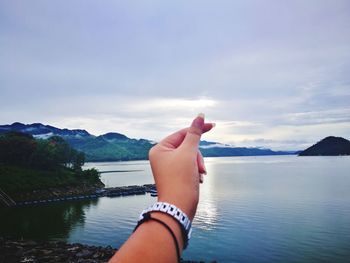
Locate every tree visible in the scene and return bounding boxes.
[0,132,86,171]
[48,136,72,167]
[0,132,36,166]
[71,150,85,171]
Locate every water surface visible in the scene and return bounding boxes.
[1,156,350,262]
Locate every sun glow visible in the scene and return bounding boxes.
[129,98,217,112]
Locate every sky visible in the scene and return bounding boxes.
[1,0,349,150]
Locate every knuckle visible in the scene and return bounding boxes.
[188,127,202,137]
[148,145,158,160]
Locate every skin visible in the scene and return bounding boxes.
[109,114,214,263]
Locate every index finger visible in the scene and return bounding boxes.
[159,123,214,149]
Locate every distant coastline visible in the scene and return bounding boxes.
[0,122,298,162]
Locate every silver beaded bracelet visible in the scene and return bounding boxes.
[139,202,192,248]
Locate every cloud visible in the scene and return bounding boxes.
[0,0,350,150]
[282,108,350,126]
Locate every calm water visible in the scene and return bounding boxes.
[1,156,350,262]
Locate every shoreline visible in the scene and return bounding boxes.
[84,153,297,163]
[0,238,217,263]
[0,238,115,263]
[1,184,157,207]
[8,184,103,203]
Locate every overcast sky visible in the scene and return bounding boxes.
[1,0,349,150]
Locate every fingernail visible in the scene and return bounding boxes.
[193,113,205,129]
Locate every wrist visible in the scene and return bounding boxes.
[139,201,193,249]
[150,212,184,250]
[157,196,198,221]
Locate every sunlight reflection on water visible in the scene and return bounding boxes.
[195,168,219,231]
[2,156,350,263]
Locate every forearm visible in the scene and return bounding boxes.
[109,212,183,263]
[108,114,213,262]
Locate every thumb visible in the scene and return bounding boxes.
[182,114,205,151]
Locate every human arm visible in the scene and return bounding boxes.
[108,114,214,262]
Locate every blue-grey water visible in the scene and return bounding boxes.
[1,156,350,262]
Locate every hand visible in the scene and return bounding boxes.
[148,114,215,220]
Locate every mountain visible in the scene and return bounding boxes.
[0,122,153,161]
[0,122,91,138]
[75,135,153,161]
[100,132,128,141]
[0,122,296,161]
[199,141,295,157]
[299,136,350,156]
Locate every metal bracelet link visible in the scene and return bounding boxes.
[138,201,192,248]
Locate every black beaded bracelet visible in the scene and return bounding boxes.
[134,212,181,263]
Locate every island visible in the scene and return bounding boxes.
[299,136,350,156]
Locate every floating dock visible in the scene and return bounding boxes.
[14,184,158,207]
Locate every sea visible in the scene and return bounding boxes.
[1,156,350,262]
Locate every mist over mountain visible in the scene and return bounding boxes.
[0,122,297,161]
[199,141,295,157]
[0,122,152,161]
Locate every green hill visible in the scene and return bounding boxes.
[0,122,296,161]
[299,136,350,156]
[0,132,103,201]
[0,123,154,162]
[74,136,153,161]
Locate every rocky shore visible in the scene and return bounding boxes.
[0,238,217,263]
[0,238,115,263]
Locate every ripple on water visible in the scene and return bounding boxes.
[4,156,350,262]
